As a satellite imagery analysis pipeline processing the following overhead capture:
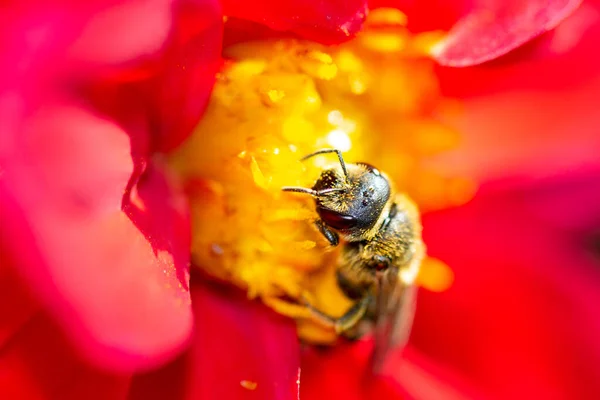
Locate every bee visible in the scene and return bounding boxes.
[283,149,424,371]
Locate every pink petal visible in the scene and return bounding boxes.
[2,0,222,153]
[128,277,301,400]
[61,0,223,152]
[222,0,368,44]
[415,171,600,398]
[0,1,173,84]
[0,262,130,399]
[0,314,131,399]
[1,0,222,370]
[0,317,131,399]
[432,0,583,66]
[0,102,192,371]
[68,0,174,66]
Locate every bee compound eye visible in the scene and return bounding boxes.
[318,208,358,230]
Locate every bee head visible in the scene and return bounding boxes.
[313,163,391,237]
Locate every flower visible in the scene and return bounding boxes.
[0,0,222,373]
[414,170,600,399]
[1,0,599,399]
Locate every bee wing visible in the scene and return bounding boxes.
[370,271,417,373]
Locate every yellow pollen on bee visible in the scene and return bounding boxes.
[170,11,475,344]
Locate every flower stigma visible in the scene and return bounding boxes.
[171,8,472,344]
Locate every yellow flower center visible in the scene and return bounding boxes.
[171,9,473,344]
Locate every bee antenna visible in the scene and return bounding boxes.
[301,149,349,182]
[281,187,346,197]
[316,188,346,196]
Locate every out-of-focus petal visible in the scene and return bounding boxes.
[221,0,368,44]
[128,276,301,400]
[63,0,223,152]
[436,1,600,96]
[431,76,600,182]
[390,348,487,400]
[127,353,191,400]
[67,0,173,67]
[151,0,223,152]
[430,2,600,183]
[301,340,484,400]
[0,0,223,370]
[432,0,583,66]
[0,261,130,399]
[2,0,222,153]
[0,103,192,371]
[414,170,600,398]
[369,0,471,33]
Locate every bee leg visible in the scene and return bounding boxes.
[315,220,339,246]
[303,295,371,334]
[334,296,372,334]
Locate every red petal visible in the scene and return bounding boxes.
[128,277,301,400]
[0,102,192,370]
[222,0,368,44]
[431,78,600,182]
[436,1,600,96]
[432,3,600,183]
[301,341,408,400]
[415,171,600,398]
[223,18,295,48]
[127,353,190,400]
[369,0,471,33]
[433,0,583,66]
[301,340,483,399]
[151,0,223,152]
[189,279,300,399]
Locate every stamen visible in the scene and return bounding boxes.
[170,10,474,344]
